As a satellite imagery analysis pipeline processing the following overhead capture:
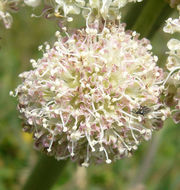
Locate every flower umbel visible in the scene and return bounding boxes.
[45,0,143,25]
[11,24,170,166]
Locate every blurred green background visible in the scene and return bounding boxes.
[0,1,180,190]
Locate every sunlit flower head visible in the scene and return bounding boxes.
[11,23,170,166]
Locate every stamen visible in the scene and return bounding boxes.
[163,66,180,86]
[60,111,67,132]
[47,133,55,152]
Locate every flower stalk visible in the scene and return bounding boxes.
[133,0,172,37]
[22,154,68,190]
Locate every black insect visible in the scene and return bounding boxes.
[133,106,151,116]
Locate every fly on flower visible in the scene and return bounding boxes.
[133,106,151,116]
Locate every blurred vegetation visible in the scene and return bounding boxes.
[0,1,180,190]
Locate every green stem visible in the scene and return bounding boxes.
[22,154,68,190]
[129,119,177,187]
[132,0,172,38]
[122,0,148,29]
[131,132,163,186]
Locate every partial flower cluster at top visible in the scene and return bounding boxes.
[163,4,180,124]
[11,23,171,166]
[45,0,143,25]
[0,0,143,28]
[0,0,41,28]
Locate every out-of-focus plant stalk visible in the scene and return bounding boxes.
[22,154,68,190]
[133,0,172,37]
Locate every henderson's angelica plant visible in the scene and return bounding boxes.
[11,22,173,166]
[8,1,180,189]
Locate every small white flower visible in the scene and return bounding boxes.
[0,10,12,29]
[24,0,41,7]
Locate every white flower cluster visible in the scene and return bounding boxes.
[163,4,180,123]
[11,24,170,166]
[164,5,180,34]
[0,0,16,28]
[48,0,143,24]
[0,0,41,28]
[0,0,143,28]
[0,10,12,28]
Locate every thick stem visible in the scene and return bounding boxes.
[22,154,68,190]
[132,0,172,38]
[122,0,148,29]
